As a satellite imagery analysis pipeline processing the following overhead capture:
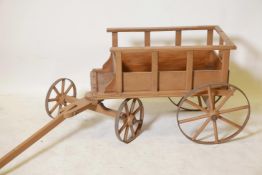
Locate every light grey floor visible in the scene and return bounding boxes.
[0,94,261,175]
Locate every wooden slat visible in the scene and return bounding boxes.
[107,25,216,32]
[214,26,236,48]
[115,52,122,92]
[219,36,224,57]
[144,31,151,46]
[110,45,236,52]
[186,51,193,90]
[207,29,213,45]
[152,51,158,91]
[176,30,182,46]
[221,50,230,83]
[112,32,118,47]
[86,89,231,100]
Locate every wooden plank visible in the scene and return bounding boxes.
[85,89,231,100]
[151,52,158,91]
[193,70,222,88]
[144,31,151,46]
[186,51,193,90]
[207,29,213,45]
[112,32,118,47]
[159,71,186,90]
[123,72,152,91]
[175,30,182,46]
[115,52,122,92]
[0,115,66,169]
[110,45,236,52]
[221,50,230,83]
[107,25,216,32]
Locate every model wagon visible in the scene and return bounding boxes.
[0,25,250,169]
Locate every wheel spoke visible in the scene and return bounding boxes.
[53,86,60,95]
[133,106,141,115]
[130,99,136,113]
[130,125,135,138]
[58,104,62,115]
[124,103,129,115]
[49,102,59,114]
[64,84,73,95]
[124,126,129,142]
[197,96,202,107]
[179,113,210,124]
[48,98,57,102]
[216,88,236,110]
[218,115,242,129]
[184,99,209,113]
[134,119,142,124]
[219,105,249,114]
[212,120,219,143]
[61,79,65,94]
[192,118,211,140]
[119,122,127,134]
[208,86,214,111]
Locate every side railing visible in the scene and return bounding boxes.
[107,26,236,94]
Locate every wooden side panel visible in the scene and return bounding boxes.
[123,72,152,91]
[97,72,114,92]
[122,52,152,72]
[158,50,217,71]
[159,71,186,90]
[193,70,222,88]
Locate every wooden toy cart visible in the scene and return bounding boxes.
[0,25,250,169]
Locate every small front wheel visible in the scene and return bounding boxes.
[115,98,144,143]
[45,78,77,118]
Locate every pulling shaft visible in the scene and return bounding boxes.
[0,115,65,169]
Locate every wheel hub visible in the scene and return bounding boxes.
[57,95,65,104]
[127,114,135,125]
[211,115,218,121]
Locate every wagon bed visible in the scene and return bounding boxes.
[87,25,235,100]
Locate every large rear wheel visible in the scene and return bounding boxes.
[177,83,250,144]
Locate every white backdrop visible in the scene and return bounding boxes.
[0,0,262,95]
[1,1,262,175]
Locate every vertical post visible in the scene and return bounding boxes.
[151,51,158,91]
[207,29,213,45]
[175,30,182,46]
[145,31,151,47]
[221,50,230,83]
[112,32,118,47]
[115,51,122,92]
[219,36,224,58]
[186,51,193,90]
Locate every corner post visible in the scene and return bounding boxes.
[115,51,122,92]
[186,51,193,90]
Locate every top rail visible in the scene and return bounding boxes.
[106,25,236,49]
[214,26,235,47]
[107,25,216,32]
